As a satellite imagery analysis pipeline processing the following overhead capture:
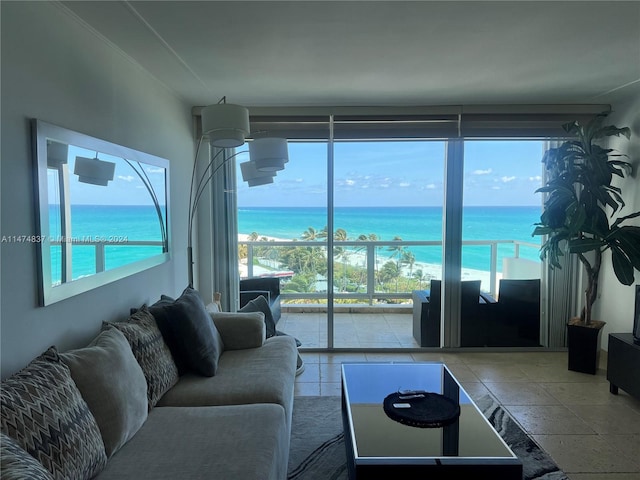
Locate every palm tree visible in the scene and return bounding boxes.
[301,227,319,241]
[402,250,416,279]
[387,236,405,291]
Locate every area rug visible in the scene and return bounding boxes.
[288,395,568,480]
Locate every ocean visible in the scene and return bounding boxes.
[239,206,542,272]
[48,205,165,282]
[47,205,542,282]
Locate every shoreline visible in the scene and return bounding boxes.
[238,234,500,289]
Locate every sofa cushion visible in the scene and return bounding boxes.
[0,432,54,480]
[59,328,148,458]
[211,311,265,350]
[239,294,276,338]
[95,404,288,480]
[157,335,297,438]
[105,306,179,409]
[0,347,107,480]
[148,287,224,377]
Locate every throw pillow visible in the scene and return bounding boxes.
[0,432,54,480]
[148,295,189,375]
[239,294,276,338]
[59,328,148,457]
[149,287,225,377]
[0,347,107,480]
[105,305,179,409]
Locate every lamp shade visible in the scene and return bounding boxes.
[74,156,115,186]
[201,103,250,148]
[249,137,289,172]
[240,161,275,187]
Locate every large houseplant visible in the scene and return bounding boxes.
[533,114,640,372]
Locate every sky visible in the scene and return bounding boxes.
[236,139,546,207]
[47,145,167,206]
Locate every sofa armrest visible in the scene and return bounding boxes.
[210,312,266,350]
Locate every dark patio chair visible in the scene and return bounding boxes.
[490,278,541,347]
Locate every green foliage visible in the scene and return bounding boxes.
[533,114,639,323]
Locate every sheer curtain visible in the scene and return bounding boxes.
[541,140,580,347]
[195,146,239,311]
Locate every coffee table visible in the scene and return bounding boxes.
[341,363,523,479]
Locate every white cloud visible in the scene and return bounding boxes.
[426,183,437,189]
[345,179,356,186]
[146,167,164,174]
[473,168,492,175]
[501,176,516,183]
[399,182,410,187]
[529,175,542,181]
[492,186,501,190]
[118,175,135,182]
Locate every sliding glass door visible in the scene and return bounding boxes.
[332,141,445,348]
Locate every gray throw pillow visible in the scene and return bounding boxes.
[239,294,276,338]
[60,328,148,457]
[149,287,225,377]
[0,347,107,480]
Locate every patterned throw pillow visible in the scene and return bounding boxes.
[0,432,54,480]
[0,347,107,480]
[105,306,179,408]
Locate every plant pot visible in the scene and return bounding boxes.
[567,317,606,374]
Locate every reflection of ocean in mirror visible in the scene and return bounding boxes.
[48,205,165,283]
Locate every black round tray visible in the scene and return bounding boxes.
[383,391,460,428]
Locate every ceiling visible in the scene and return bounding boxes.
[61,1,640,108]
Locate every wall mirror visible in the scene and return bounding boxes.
[32,120,170,305]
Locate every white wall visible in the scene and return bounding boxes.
[593,93,640,344]
[1,2,193,378]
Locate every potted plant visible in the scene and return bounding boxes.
[533,113,640,374]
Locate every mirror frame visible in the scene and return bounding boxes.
[32,119,171,306]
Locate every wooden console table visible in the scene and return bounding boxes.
[607,333,640,400]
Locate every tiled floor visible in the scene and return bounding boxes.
[279,311,419,348]
[294,350,640,480]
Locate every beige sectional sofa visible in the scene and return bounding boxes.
[0,288,298,480]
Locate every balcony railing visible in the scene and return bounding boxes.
[240,238,540,304]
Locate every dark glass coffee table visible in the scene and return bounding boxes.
[341,363,522,479]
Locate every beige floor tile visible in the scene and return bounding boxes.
[518,363,608,383]
[295,363,320,383]
[540,382,628,406]
[294,382,320,396]
[320,363,343,383]
[506,405,595,435]
[320,382,342,396]
[320,352,367,364]
[459,381,492,401]
[484,382,561,405]
[533,434,640,474]
[445,363,480,383]
[364,352,415,362]
[468,363,531,382]
[568,404,640,434]
[410,352,467,364]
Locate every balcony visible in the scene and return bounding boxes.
[240,238,541,349]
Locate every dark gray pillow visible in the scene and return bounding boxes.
[239,294,276,338]
[149,288,225,377]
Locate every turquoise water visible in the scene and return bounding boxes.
[48,205,542,281]
[239,206,542,272]
[49,205,165,282]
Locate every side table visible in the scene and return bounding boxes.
[607,333,640,400]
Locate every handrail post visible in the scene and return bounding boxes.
[96,243,105,273]
[490,241,498,296]
[247,244,254,278]
[367,243,375,305]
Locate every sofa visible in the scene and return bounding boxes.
[0,287,298,480]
